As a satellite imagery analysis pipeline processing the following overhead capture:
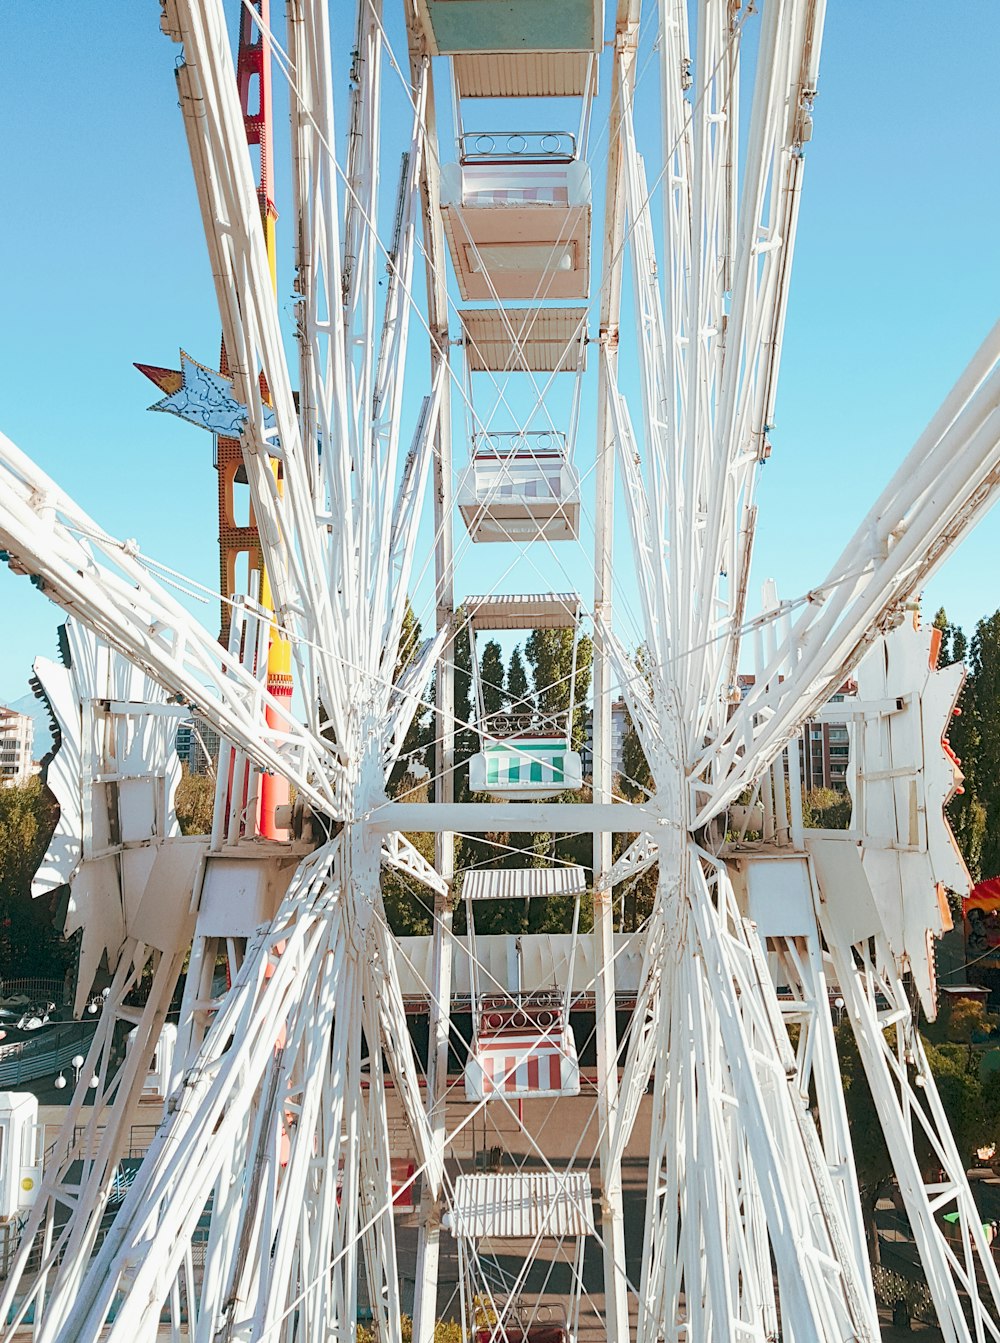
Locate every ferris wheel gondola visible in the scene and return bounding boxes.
[456,303,586,544]
[465,593,584,798]
[457,431,581,543]
[0,2,996,1342]
[462,864,585,1102]
[446,1170,594,1343]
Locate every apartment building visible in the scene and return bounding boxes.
[0,707,35,787]
[801,687,854,791]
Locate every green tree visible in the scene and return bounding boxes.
[381,824,436,937]
[506,646,532,718]
[619,708,652,803]
[920,1040,989,1170]
[803,786,852,830]
[932,606,952,667]
[952,611,1000,880]
[453,614,478,797]
[953,625,969,664]
[381,603,439,935]
[838,1013,999,1264]
[926,607,982,881]
[948,621,982,881]
[388,604,437,801]
[524,628,593,748]
[395,599,421,679]
[930,996,1000,1046]
[952,793,987,883]
[0,777,69,979]
[480,640,506,718]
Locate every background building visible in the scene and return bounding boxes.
[801,686,855,791]
[175,719,194,767]
[0,706,35,786]
[581,699,629,780]
[735,676,854,792]
[176,716,220,776]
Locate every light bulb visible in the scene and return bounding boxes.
[88,1075,99,1089]
[54,1075,66,1090]
[71,1055,84,1070]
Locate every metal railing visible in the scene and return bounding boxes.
[479,711,567,740]
[0,977,70,1006]
[0,1022,99,1088]
[472,430,568,458]
[871,1257,936,1325]
[460,130,576,165]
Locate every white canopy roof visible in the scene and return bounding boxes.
[454,52,596,99]
[449,1172,595,1240]
[463,866,587,902]
[461,307,587,373]
[465,592,580,630]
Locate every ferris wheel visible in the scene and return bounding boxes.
[0,1,998,1341]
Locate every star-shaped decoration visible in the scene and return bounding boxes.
[135,349,275,438]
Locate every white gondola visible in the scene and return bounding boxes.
[414,0,603,105]
[460,306,588,375]
[458,301,586,543]
[459,432,580,543]
[465,594,583,798]
[448,1172,593,1343]
[441,154,591,301]
[463,866,585,1104]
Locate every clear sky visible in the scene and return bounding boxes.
[0,4,997,709]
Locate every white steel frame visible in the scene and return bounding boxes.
[0,1,997,1341]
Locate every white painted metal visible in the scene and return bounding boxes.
[731,853,877,1313]
[0,1,996,1340]
[457,443,582,544]
[370,800,656,831]
[395,931,646,1002]
[453,51,596,99]
[0,434,343,818]
[461,307,588,373]
[465,1028,582,1102]
[591,6,640,1335]
[812,838,1000,1343]
[31,618,184,1013]
[464,591,580,629]
[847,619,970,1017]
[449,1172,595,1240]
[698,322,1000,824]
[463,865,587,900]
[0,1094,40,1219]
[440,161,592,302]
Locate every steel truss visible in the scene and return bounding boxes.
[0,0,998,1340]
[815,842,1000,1343]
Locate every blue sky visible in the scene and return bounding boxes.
[0,4,997,711]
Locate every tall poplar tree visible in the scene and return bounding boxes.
[524,628,593,748]
[933,607,985,881]
[506,646,532,719]
[967,612,1000,880]
[479,640,506,718]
